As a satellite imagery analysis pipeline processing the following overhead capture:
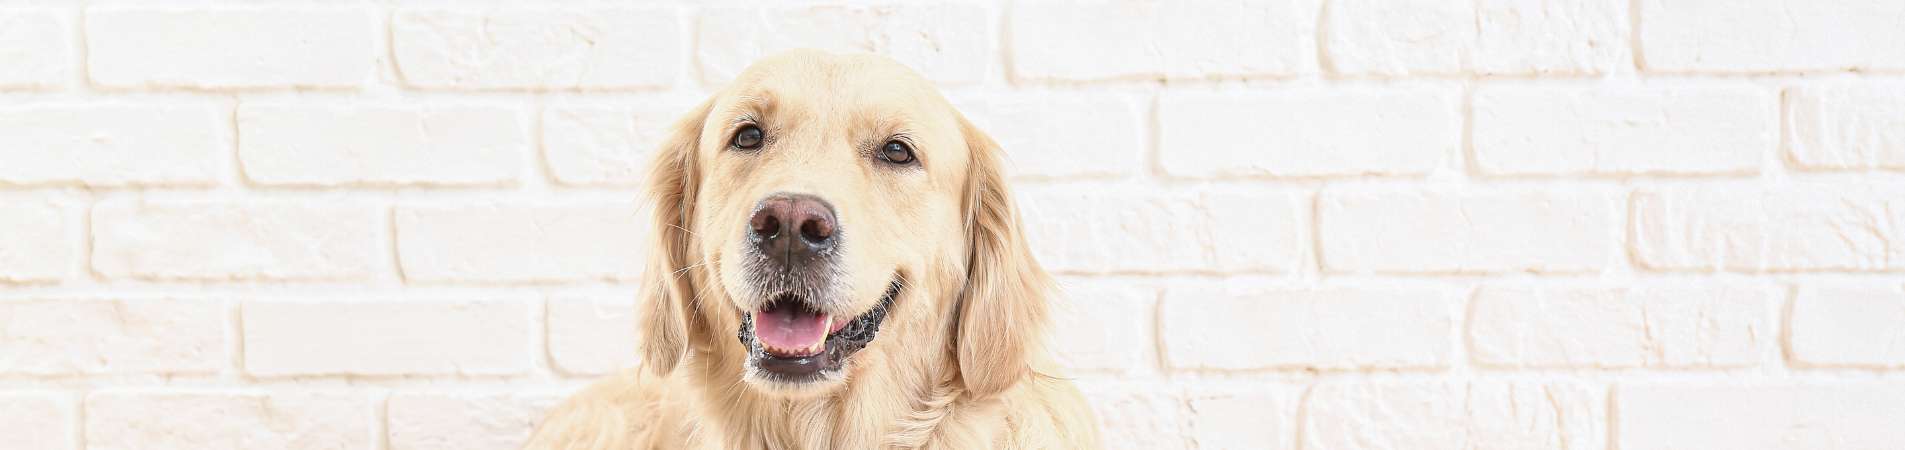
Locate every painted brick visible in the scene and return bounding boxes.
[1305,382,1605,450]
[239,103,527,187]
[388,392,563,450]
[1473,85,1774,176]
[1789,284,1905,368]
[1786,82,1905,171]
[92,200,382,281]
[698,5,989,85]
[1640,0,1905,73]
[1081,385,1293,450]
[1469,284,1773,368]
[0,201,72,283]
[1631,186,1905,272]
[547,293,639,376]
[1183,389,1291,450]
[954,93,1146,179]
[1325,0,1473,76]
[393,8,679,90]
[0,299,224,375]
[542,101,698,187]
[0,392,72,450]
[1161,287,1454,370]
[1018,187,1303,274]
[1074,381,1295,450]
[242,298,534,376]
[1076,383,1190,450]
[1619,384,1905,450]
[1011,0,1318,81]
[1049,280,1155,374]
[86,7,374,88]
[0,9,70,89]
[1329,0,1625,76]
[86,391,370,450]
[396,203,643,283]
[1474,0,1625,75]
[1320,190,1614,273]
[1159,88,1457,178]
[0,104,224,186]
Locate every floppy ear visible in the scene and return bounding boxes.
[639,99,714,377]
[954,114,1054,398]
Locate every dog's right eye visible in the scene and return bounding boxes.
[731,125,764,150]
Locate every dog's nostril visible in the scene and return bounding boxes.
[799,216,833,243]
[751,213,780,238]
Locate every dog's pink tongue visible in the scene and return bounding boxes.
[755,306,830,356]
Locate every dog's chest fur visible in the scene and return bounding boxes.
[671,353,1003,449]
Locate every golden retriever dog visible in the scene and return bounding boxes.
[523,49,1100,449]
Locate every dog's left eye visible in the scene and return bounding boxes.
[879,141,915,165]
[731,125,764,150]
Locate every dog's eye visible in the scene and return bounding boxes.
[731,125,764,150]
[879,140,915,165]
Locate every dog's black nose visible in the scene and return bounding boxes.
[749,193,837,266]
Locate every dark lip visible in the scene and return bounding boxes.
[737,278,902,383]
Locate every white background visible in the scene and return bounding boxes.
[2,0,1904,448]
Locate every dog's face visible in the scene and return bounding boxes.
[638,50,1048,399]
[697,52,970,392]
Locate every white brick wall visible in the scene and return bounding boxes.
[2,2,1902,449]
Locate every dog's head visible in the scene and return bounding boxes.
[638,50,1050,399]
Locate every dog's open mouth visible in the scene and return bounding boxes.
[738,280,900,382]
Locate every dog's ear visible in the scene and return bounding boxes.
[954,113,1053,399]
[639,99,714,377]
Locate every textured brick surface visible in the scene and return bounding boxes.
[1161,287,1454,370]
[1789,284,1905,368]
[0,104,224,186]
[955,93,1147,179]
[1018,188,1303,274]
[1786,82,1905,171]
[1473,85,1774,176]
[1620,385,1905,450]
[0,10,70,89]
[0,201,72,283]
[243,299,535,376]
[86,391,370,450]
[87,7,374,88]
[1640,0,1905,73]
[1049,281,1156,374]
[396,203,643,283]
[1632,186,1905,272]
[3,3,1898,447]
[1305,382,1605,450]
[542,101,700,186]
[239,103,527,186]
[1474,0,1626,75]
[1012,0,1318,81]
[0,392,72,450]
[1320,190,1615,273]
[1469,284,1773,368]
[547,293,640,375]
[0,299,224,375]
[1160,88,1457,178]
[393,8,678,90]
[92,201,382,281]
[388,392,563,450]
[699,5,989,85]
